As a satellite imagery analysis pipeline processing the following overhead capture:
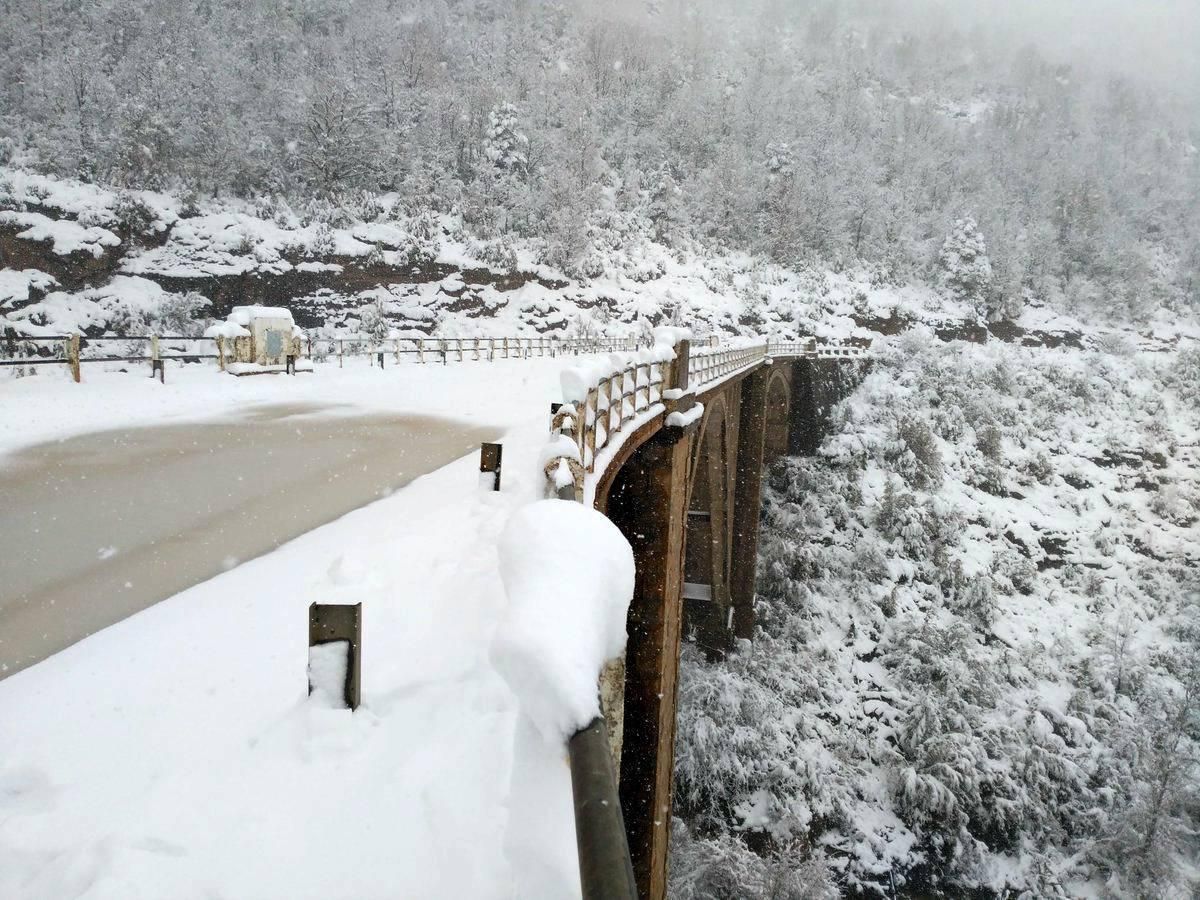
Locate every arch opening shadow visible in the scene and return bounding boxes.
[763,367,792,462]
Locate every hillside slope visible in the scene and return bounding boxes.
[3,168,1194,363]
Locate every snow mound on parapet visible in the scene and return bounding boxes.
[491,499,634,742]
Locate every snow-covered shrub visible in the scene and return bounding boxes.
[669,821,839,900]
[396,211,440,268]
[975,424,1003,461]
[105,303,151,336]
[177,189,200,219]
[1166,344,1200,411]
[344,191,384,223]
[890,416,943,489]
[483,102,528,174]
[0,174,18,211]
[1026,450,1055,484]
[151,291,210,336]
[299,197,351,229]
[1095,331,1134,357]
[310,223,336,257]
[472,236,520,274]
[991,548,1037,595]
[112,191,156,236]
[361,244,385,268]
[357,300,391,347]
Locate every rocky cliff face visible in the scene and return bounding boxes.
[1,167,1191,356]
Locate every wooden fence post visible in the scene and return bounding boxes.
[216,335,226,371]
[150,335,164,383]
[67,333,81,383]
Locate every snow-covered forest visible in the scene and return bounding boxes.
[1,0,1197,324]
[672,336,1200,897]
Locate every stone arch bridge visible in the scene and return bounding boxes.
[542,335,869,899]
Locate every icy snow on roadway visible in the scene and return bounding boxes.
[0,404,497,677]
[0,358,591,899]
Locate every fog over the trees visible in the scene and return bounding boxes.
[2,0,1197,322]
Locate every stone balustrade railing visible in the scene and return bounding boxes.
[543,334,866,501]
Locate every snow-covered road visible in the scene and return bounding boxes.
[0,404,497,677]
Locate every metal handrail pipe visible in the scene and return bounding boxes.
[567,717,639,900]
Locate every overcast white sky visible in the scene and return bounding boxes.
[934,0,1200,94]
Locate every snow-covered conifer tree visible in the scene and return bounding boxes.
[940,217,995,320]
[483,102,528,175]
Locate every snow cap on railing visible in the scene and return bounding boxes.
[652,325,692,348]
[560,337,679,405]
[490,500,635,741]
[561,353,628,404]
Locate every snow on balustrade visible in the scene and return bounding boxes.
[556,329,680,475]
[687,339,769,388]
[542,332,871,498]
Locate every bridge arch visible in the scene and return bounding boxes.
[682,392,737,656]
[763,366,792,462]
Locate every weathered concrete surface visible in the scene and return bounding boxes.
[0,404,497,678]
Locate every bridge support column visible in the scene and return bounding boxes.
[790,357,866,456]
[606,430,692,900]
[729,365,769,641]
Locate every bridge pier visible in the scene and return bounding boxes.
[682,391,735,659]
[604,428,692,900]
[729,366,770,641]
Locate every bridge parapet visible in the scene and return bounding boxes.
[686,340,768,387]
[814,337,869,359]
[544,334,866,500]
[552,346,675,477]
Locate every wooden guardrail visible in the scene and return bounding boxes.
[0,332,642,381]
[0,333,221,382]
[319,335,638,367]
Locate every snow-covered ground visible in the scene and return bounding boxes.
[0,357,599,899]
